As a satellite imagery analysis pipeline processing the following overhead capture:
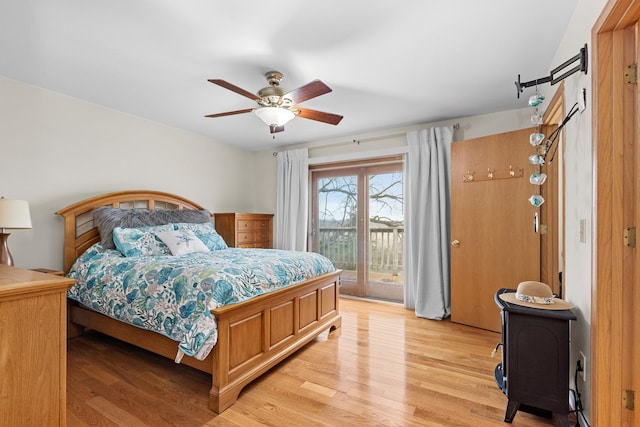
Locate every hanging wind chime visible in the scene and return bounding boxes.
[514,43,589,208]
[528,90,547,207]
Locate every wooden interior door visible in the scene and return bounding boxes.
[451,128,540,332]
[593,6,639,424]
[633,24,640,427]
[619,20,638,427]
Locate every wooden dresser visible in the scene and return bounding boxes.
[0,266,75,426]
[214,213,273,248]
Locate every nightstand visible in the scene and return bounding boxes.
[0,265,75,425]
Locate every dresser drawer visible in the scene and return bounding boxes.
[237,219,270,231]
[236,232,254,245]
[237,220,254,230]
[254,229,270,242]
[237,230,271,244]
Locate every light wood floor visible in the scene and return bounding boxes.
[67,298,558,427]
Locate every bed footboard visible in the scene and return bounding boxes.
[209,270,342,413]
[67,270,341,413]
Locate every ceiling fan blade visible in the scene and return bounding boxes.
[295,107,343,125]
[208,79,261,101]
[205,108,254,118]
[285,80,332,104]
[270,125,285,134]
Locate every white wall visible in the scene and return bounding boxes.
[0,75,254,271]
[538,0,608,421]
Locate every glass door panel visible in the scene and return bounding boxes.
[316,175,359,290]
[367,171,404,301]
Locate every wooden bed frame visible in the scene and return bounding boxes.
[56,190,342,413]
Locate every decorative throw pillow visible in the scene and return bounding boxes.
[113,224,173,257]
[93,206,211,249]
[155,229,210,256]
[173,222,228,251]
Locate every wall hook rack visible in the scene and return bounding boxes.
[515,44,588,98]
[463,166,523,183]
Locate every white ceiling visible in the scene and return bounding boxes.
[0,1,579,151]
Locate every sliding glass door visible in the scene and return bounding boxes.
[310,159,404,302]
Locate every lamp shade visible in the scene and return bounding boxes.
[254,107,295,127]
[0,198,32,230]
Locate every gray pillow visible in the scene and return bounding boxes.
[93,206,211,249]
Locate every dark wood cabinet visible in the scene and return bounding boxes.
[494,289,576,426]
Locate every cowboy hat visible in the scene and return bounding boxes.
[498,281,574,310]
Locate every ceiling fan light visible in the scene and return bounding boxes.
[254,107,295,127]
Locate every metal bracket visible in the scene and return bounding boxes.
[623,389,635,410]
[515,44,588,98]
[624,227,636,247]
[625,64,637,84]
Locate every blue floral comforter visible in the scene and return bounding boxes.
[67,244,336,360]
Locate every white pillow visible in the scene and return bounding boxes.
[154,229,210,256]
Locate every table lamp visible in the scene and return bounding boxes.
[0,198,32,266]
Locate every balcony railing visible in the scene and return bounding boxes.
[317,226,404,273]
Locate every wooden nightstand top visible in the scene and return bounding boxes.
[0,265,75,302]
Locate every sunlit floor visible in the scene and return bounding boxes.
[67,298,558,426]
[339,270,406,303]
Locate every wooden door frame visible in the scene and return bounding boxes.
[592,1,639,425]
[309,158,404,299]
[541,83,565,297]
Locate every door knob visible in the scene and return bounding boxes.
[451,239,460,247]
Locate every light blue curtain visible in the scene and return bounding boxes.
[404,126,454,319]
[275,148,309,251]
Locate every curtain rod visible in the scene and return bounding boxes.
[273,122,460,156]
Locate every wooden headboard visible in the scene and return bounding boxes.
[56,190,206,273]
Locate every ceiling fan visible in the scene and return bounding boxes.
[205,71,343,134]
